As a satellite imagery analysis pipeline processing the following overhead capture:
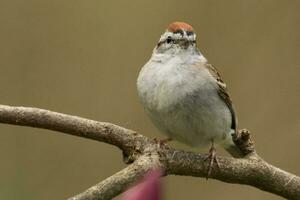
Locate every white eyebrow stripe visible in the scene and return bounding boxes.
[159,31,196,43]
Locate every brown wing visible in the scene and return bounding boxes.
[205,64,237,131]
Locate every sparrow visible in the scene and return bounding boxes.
[137,22,243,176]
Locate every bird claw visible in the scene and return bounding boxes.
[204,145,220,179]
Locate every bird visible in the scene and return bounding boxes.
[137,22,243,176]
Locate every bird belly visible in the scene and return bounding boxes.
[146,88,232,147]
[137,59,232,147]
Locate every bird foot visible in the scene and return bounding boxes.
[204,146,220,179]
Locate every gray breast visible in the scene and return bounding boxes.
[137,57,232,147]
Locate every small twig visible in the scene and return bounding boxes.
[69,155,162,200]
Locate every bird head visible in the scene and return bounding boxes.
[155,22,197,54]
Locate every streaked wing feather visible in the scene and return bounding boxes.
[205,64,237,131]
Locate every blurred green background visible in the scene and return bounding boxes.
[0,0,299,199]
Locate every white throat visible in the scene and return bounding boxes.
[151,46,207,64]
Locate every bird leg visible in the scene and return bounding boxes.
[204,140,220,179]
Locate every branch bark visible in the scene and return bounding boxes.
[0,105,299,200]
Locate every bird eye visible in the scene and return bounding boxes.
[166,36,173,44]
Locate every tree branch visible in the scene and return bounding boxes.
[0,105,299,199]
[166,149,300,199]
[0,105,150,158]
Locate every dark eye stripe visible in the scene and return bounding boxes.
[157,41,163,47]
[157,38,196,47]
[157,37,173,47]
[186,31,194,36]
[166,36,173,43]
[173,29,184,36]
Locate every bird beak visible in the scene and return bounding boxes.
[179,39,192,49]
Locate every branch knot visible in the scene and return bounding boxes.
[232,129,255,156]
